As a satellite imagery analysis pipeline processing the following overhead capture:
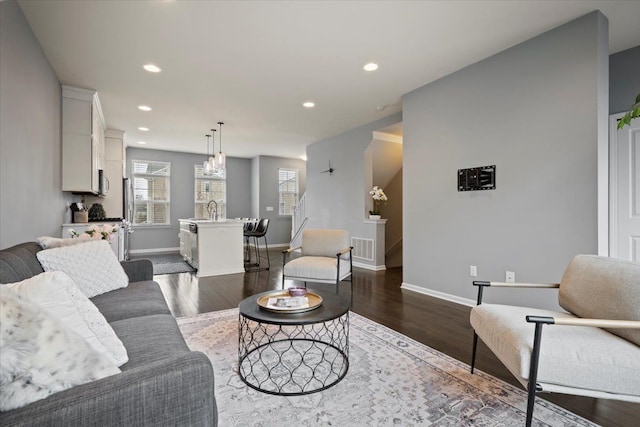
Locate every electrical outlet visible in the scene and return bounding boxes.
[265,206,274,212]
[506,271,515,283]
[470,265,477,277]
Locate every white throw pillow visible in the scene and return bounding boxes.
[7,271,128,367]
[0,287,120,411]
[37,236,91,249]
[36,240,128,298]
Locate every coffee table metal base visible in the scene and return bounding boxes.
[238,311,349,396]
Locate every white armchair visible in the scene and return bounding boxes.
[282,229,353,295]
[470,255,640,427]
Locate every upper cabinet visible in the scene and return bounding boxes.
[62,85,106,194]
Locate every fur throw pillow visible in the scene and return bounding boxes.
[0,287,120,411]
[7,271,128,367]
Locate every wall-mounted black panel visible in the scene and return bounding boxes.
[458,165,496,191]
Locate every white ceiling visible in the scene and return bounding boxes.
[18,1,640,159]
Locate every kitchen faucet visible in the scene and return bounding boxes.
[207,200,218,221]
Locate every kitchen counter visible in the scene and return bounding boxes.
[178,219,244,277]
[61,222,125,261]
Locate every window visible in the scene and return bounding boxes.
[279,168,299,215]
[131,160,171,225]
[195,165,226,220]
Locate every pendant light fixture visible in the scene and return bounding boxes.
[217,121,226,173]
[208,129,217,174]
[203,134,213,175]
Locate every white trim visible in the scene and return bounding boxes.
[363,218,387,224]
[609,113,624,258]
[105,129,125,139]
[401,282,475,307]
[268,242,291,249]
[372,131,403,144]
[197,268,245,277]
[353,261,386,271]
[129,247,180,255]
[62,85,95,102]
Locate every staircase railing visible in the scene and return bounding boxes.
[291,191,307,241]
[385,237,402,257]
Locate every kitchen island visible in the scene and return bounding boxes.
[178,219,244,277]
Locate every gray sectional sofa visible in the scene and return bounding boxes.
[0,242,218,427]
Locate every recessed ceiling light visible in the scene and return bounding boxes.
[302,101,315,108]
[138,127,150,131]
[138,105,152,111]
[143,64,161,73]
[138,141,147,145]
[363,62,379,72]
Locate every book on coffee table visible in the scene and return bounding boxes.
[266,296,309,310]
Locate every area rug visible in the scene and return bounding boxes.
[132,253,195,275]
[177,309,597,427]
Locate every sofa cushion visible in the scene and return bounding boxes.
[109,314,189,371]
[6,271,128,367]
[470,304,640,397]
[301,229,350,257]
[559,254,640,346]
[0,242,44,284]
[0,287,120,411]
[37,240,129,298]
[91,281,171,323]
[284,256,351,281]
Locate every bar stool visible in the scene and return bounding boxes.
[243,219,258,263]
[245,218,270,271]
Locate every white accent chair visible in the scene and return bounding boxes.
[282,229,353,295]
[470,255,640,427]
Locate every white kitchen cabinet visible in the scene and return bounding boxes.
[101,129,125,217]
[62,85,106,194]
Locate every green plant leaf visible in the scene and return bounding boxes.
[636,93,640,104]
[633,106,640,118]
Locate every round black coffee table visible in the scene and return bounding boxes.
[238,290,350,395]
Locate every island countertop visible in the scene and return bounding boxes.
[178,218,244,228]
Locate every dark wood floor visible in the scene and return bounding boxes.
[155,249,638,427]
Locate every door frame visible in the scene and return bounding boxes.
[609,112,640,259]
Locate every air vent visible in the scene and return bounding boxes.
[352,237,374,261]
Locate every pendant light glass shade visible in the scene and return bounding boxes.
[205,129,216,174]
[203,134,213,175]
[217,122,226,173]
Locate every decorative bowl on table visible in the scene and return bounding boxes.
[288,287,308,297]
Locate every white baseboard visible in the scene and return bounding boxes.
[268,243,291,249]
[353,261,386,271]
[401,282,475,307]
[129,247,180,255]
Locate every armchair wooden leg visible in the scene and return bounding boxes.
[471,331,479,374]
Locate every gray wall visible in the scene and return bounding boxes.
[126,147,252,251]
[305,112,402,265]
[610,45,640,114]
[254,156,307,245]
[402,12,608,309]
[0,0,73,249]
